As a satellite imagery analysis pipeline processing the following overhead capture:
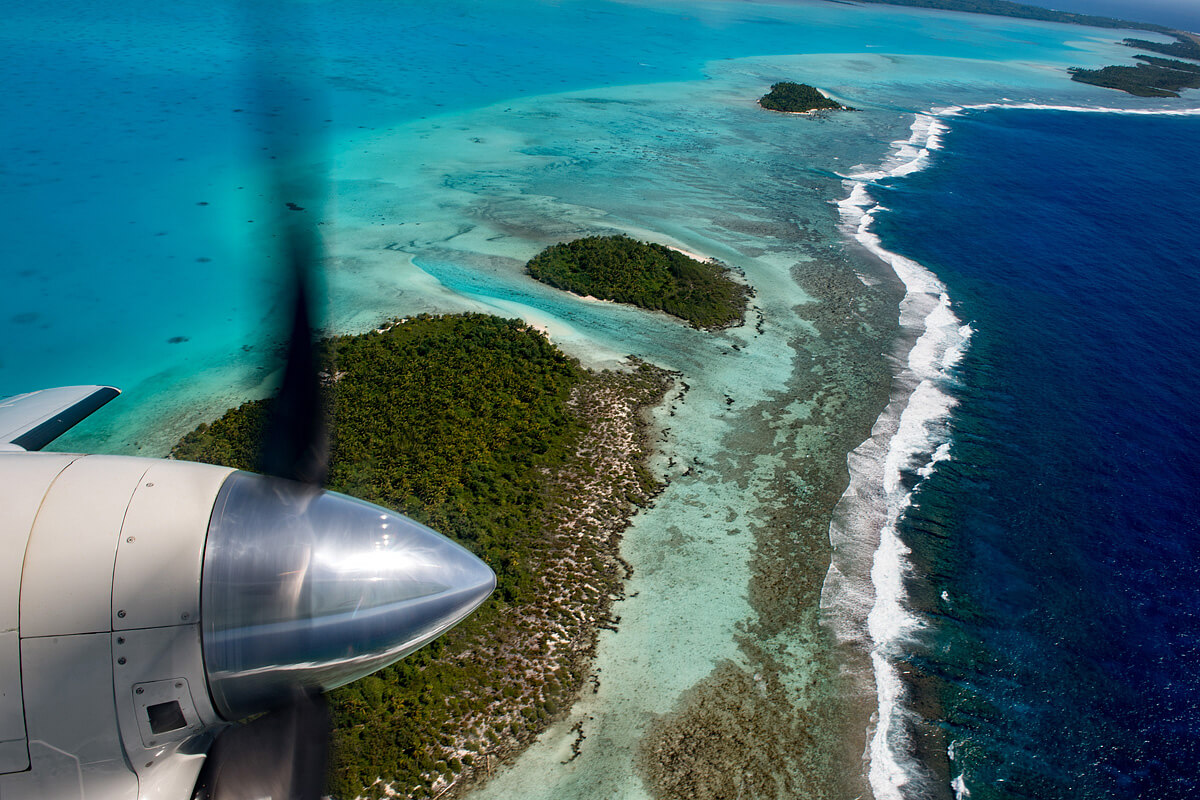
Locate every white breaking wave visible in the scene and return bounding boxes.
[949,741,971,799]
[950,101,1200,117]
[824,98,1199,800]
[823,112,971,800]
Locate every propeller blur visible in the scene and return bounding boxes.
[0,385,494,800]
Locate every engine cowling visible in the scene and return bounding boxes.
[0,453,495,800]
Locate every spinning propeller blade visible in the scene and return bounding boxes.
[193,7,494,799]
[257,217,329,487]
[191,690,329,800]
[199,6,336,796]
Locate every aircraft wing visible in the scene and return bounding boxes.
[0,386,120,451]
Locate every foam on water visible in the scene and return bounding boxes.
[825,113,972,800]
[953,102,1200,115]
[866,105,1200,798]
[822,92,1200,798]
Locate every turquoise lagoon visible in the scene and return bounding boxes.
[2,1,1192,798]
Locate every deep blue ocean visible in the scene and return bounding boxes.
[873,110,1200,798]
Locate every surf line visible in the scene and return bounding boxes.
[822,110,972,800]
[826,98,1200,800]
[951,101,1200,116]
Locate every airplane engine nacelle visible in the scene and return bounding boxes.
[2,453,233,800]
[0,452,495,800]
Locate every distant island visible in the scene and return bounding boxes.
[1070,55,1200,97]
[1069,34,1200,96]
[526,234,751,329]
[851,0,1200,97]
[173,314,673,799]
[758,81,852,112]
[1124,34,1200,62]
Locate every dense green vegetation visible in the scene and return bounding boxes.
[173,314,670,798]
[1072,32,1200,97]
[526,235,750,329]
[1135,55,1200,71]
[1069,33,1200,96]
[1124,35,1200,62]
[758,81,849,113]
[174,315,580,796]
[175,314,582,605]
[1070,59,1200,97]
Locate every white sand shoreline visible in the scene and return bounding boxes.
[662,244,716,263]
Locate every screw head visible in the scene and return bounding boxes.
[117,610,126,618]
[116,636,125,645]
[135,687,144,695]
[126,536,135,543]
[180,611,190,621]
[117,657,127,665]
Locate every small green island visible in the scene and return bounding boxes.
[173,314,673,799]
[1070,54,1200,97]
[526,234,751,329]
[758,81,851,113]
